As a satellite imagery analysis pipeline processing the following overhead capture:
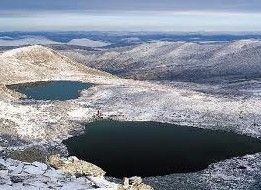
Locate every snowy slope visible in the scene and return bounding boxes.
[0,45,115,85]
[74,40,261,81]
[0,36,111,48]
[68,38,110,47]
[0,37,59,46]
[0,41,260,190]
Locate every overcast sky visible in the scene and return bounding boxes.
[0,0,260,31]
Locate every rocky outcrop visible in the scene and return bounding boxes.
[118,176,153,190]
[0,155,153,190]
[0,156,118,189]
[49,154,106,177]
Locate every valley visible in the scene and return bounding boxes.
[0,38,260,189]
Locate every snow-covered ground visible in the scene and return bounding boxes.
[0,37,60,47]
[67,38,110,47]
[144,153,261,190]
[0,36,111,48]
[63,40,261,82]
[0,44,261,189]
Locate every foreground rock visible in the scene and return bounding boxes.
[118,177,153,190]
[48,155,153,189]
[0,156,118,190]
[0,155,153,190]
[49,154,106,177]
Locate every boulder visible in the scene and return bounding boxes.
[23,164,45,175]
[10,163,24,175]
[48,154,106,177]
[119,176,153,190]
[32,161,48,171]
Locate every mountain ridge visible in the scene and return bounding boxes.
[0,45,116,86]
[69,39,261,82]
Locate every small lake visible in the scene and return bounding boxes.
[63,120,261,178]
[8,81,92,101]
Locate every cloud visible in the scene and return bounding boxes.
[1,1,260,31]
[0,10,261,32]
[1,0,261,12]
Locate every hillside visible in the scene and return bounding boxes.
[0,37,59,47]
[0,36,111,48]
[0,45,115,85]
[67,38,110,47]
[66,40,261,82]
[0,43,261,190]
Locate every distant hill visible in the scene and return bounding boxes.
[71,40,261,82]
[67,38,110,47]
[0,45,114,85]
[0,36,111,48]
[0,37,59,47]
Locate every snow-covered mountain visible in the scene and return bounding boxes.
[0,45,114,85]
[0,44,261,190]
[0,37,59,47]
[70,40,261,82]
[67,38,110,47]
[0,36,111,48]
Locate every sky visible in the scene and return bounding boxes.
[0,0,261,32]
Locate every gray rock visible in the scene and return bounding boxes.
[24,181,50,189]
[61,181,93,190]
[0,184,13,190]
[0,157,118,189]
[6,158,20,167]
[0,175,12,186]
[0,170,9,178]
[0,159,7,167]
[19,183,42,190]
[0,164,7,170]
[10,163,24,175]
[43,168,63,179]
[32,161,48,171]
[23,165,45,175]
[0,176,10,185]
[10,174,31,183]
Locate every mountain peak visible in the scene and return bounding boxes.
[0,45,115,84]
[1,45,62,63]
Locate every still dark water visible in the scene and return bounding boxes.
[63,120,261,178]
[8,81,92,101]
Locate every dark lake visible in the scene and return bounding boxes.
[63,120,261,178]
[8,81,92,101]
